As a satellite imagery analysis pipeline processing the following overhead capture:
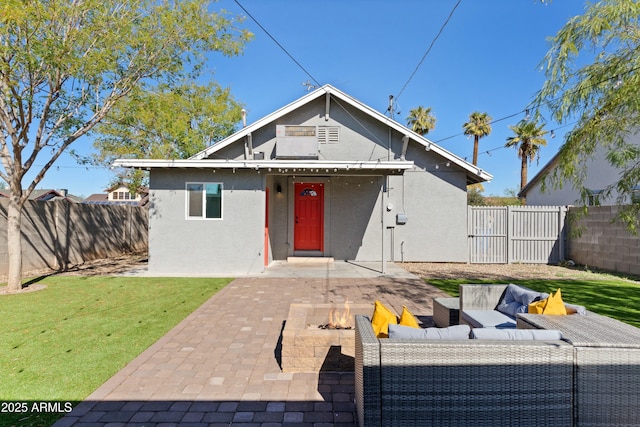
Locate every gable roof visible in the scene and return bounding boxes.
[518,151,561,198]
[84,193,109,202]
[115,84,492,185]
[192,84,492,184]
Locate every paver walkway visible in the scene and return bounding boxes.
[53,263,448,426]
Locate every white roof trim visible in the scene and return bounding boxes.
[113,158,414,172]
[189,84,492,183]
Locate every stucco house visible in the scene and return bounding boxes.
[84,184,149,206]
[114,85,492,276]
[520,130,640,206]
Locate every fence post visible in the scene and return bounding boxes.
[558,206,566,262]
[506,206,512,264]
[53,200,69,270]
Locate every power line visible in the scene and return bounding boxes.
[457,120,578,163]
[432,62,640,147]
[433,111,525,144]
[395,0,461,103]
[234,0,320,88]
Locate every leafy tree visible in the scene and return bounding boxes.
[533,0,640,231]
[467,187,486,206]
[406,106,436,135]
[505,119,548,197]
[0,0,251,292]
[89,81,244,190]
[93,82,242,162]
[463,111,492,166]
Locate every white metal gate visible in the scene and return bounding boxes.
[468,206,567,264]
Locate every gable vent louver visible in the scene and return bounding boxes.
[318,126,340,144]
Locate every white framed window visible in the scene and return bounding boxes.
[587,189,602,206]
[186,182,223,219]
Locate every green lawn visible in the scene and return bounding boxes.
[0,276,231,427]
[427,277,640,328]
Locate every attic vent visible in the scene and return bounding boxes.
[317,126,340,144]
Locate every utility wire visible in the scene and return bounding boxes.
[395,0,461,103]
[433,111,525,144]
[432,63,640,146]
[234,0,320,88]
[231,1,637,166]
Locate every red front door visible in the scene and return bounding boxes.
[294,183,324,251]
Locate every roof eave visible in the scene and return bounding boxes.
[518,151,561,197]
[114,158,414,172]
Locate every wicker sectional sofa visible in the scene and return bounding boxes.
[354,315,574,427]
[355,284,640,427]
[518,310,640,426]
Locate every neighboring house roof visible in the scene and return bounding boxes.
[84,193,109,202]
[518,151,562,198]
[114,85,492,185]
[520,130,640,203]
[0,189,81,202]
[104,183,149,194]
[83,200,144,206]
[83,192,148,207]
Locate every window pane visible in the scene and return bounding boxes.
[205,183,222,219]
[187,183,203,217]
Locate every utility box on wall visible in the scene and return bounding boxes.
[396,213,408,225]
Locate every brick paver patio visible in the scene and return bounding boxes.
[53,263,447,426]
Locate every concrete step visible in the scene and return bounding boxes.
[286,257,335,264]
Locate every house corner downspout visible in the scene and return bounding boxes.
[381,178,387,274]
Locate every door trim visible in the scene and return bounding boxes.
[288,178,330,257]
[294,182,324,252]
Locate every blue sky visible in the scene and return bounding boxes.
[33,0,588,198]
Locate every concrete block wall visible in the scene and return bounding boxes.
[568,205,640,276]
[0,200,148,275]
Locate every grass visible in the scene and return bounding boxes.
[427,277,640,328]
[0,275,231,427]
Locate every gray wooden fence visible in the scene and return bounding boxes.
[468,206,568,264]
[0,200,148,276]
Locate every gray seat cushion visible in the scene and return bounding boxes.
[462,310,516,329]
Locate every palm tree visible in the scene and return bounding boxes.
[406,106,436,136]
[505,120,548,197]
[463,111,492,166]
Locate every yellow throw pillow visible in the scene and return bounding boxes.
[398,306,420,328]
[371,300,397,338]
[528,298,547,314]
[543,289,568,315]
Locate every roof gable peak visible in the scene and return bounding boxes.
[186,84,491,184]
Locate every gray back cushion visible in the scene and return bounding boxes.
[388,324,471,340]
[496,284,549,317]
